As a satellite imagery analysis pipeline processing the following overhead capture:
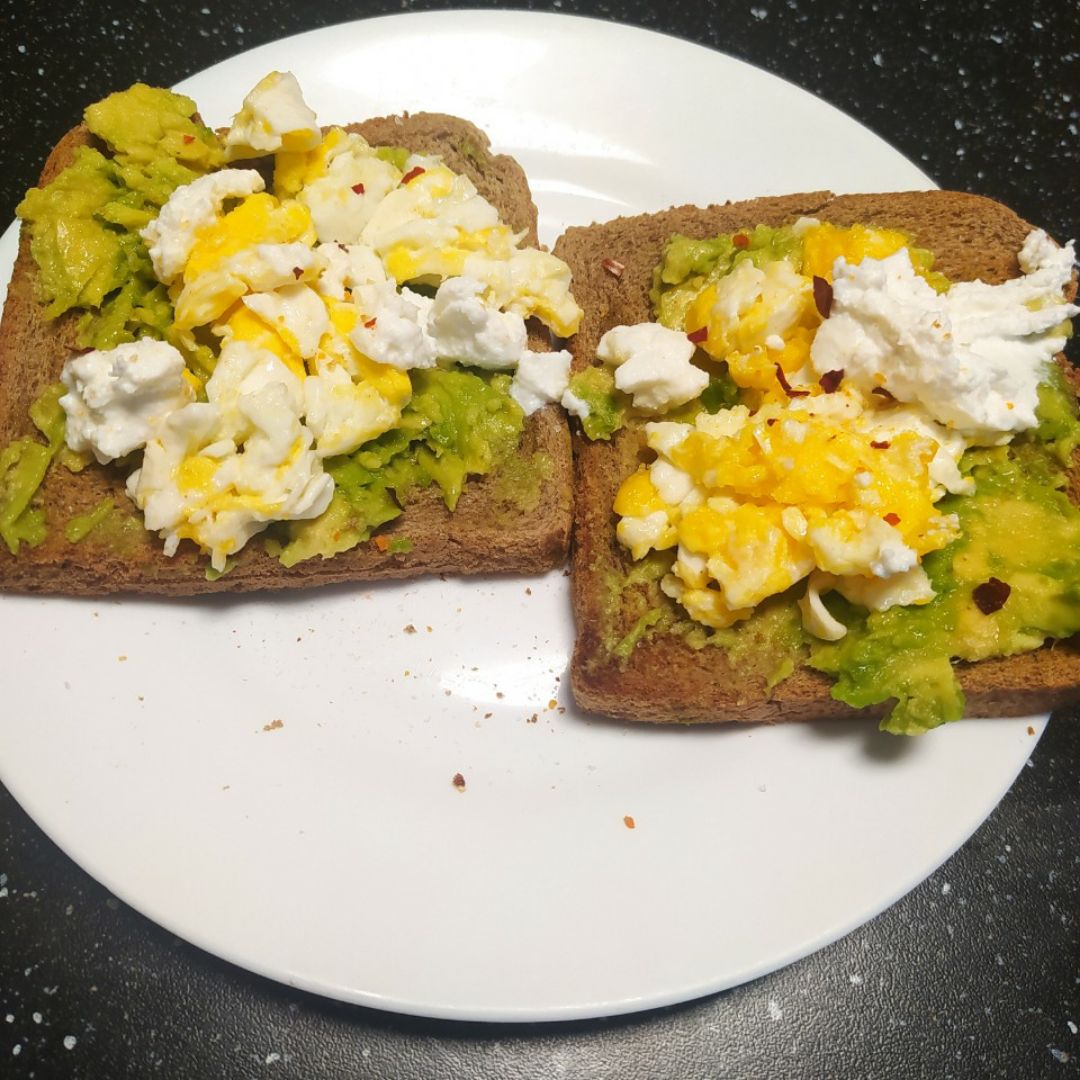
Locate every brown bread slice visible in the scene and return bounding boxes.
[0,114,572,595]
[554,190,1080,723]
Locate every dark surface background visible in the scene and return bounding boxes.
[2,1,1078,1077]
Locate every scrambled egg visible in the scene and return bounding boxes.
[683,222,920,405]
[615,391,959,629]
[223,71,321,160]
[614,222,975,634]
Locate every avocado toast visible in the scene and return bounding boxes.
[554,191,1080,734]
[0,80,576,594]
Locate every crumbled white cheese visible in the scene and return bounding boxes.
[811,237,1079,443]
[560,389,591,420]
[59,340,193,463]
[350,282,437,371]
[510,350,572,415]
[597,323,708,412]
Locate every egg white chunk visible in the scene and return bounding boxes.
[205,339,304,422]
[361,160,503,263]
[809,511,918,579]
[463,248,583,338]
[127,376,332,572]
[299,142,401,244]
[313,242,387,300]
[224,71,321,160]
[798,572,848,642]
[141,169,266,284]
[428,276,528,370]
[174,242,321,331]
[242,283,330,359]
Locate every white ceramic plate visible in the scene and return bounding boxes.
[0,11,1045,1022]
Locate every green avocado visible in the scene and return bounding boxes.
[64,497,115,543]
[16,84,223,350]
[0,383,66,555]
[565,366,627,441]
[270,368,525,565]
[810,375,1080,735]
[652,224,805,330]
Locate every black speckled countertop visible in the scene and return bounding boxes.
[2,1,1079,1077]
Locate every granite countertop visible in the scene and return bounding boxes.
[1,1,1078,1077]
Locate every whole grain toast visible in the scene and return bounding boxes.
[0,113,572,595]
[554,190,1080,723]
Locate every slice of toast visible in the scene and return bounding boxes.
[554,190,1080,723]
[0,113,572,595]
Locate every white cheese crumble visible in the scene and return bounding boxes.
[596,323,708,412]
[509,350,572,416]
[811,236,1079,443]
[59,340,194,463]
[350,282,437,371]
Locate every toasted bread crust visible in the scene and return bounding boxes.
[555,190,1080,724]
[0,114,571,595]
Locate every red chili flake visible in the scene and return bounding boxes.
[623,815,636,829]
[883,512,901,526]
[766,417,777,426]
[601,257,626,278]
[363,317,377,329]
[401,165,426,185]
[774,363,810,397]
[452,772,466,791]
[687,326,709,344]
[732,233,749,248]
[872,386,897,402]
[819,368,844,393]
[812,276,833,318]
[351,182,366,195]
[870,439,891,450]
[182,134,196,144]
[973,577,1011,615]
[292,266,303,279]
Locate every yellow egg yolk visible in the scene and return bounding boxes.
[679,223,933,405]
[273,127,350,199]
[183,193,315,284]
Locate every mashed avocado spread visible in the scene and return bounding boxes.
[0,383,65,555]
[269,368,524,566]
[17,84,224,349]
[590,223,1080,734]
[810,372,1080,734]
